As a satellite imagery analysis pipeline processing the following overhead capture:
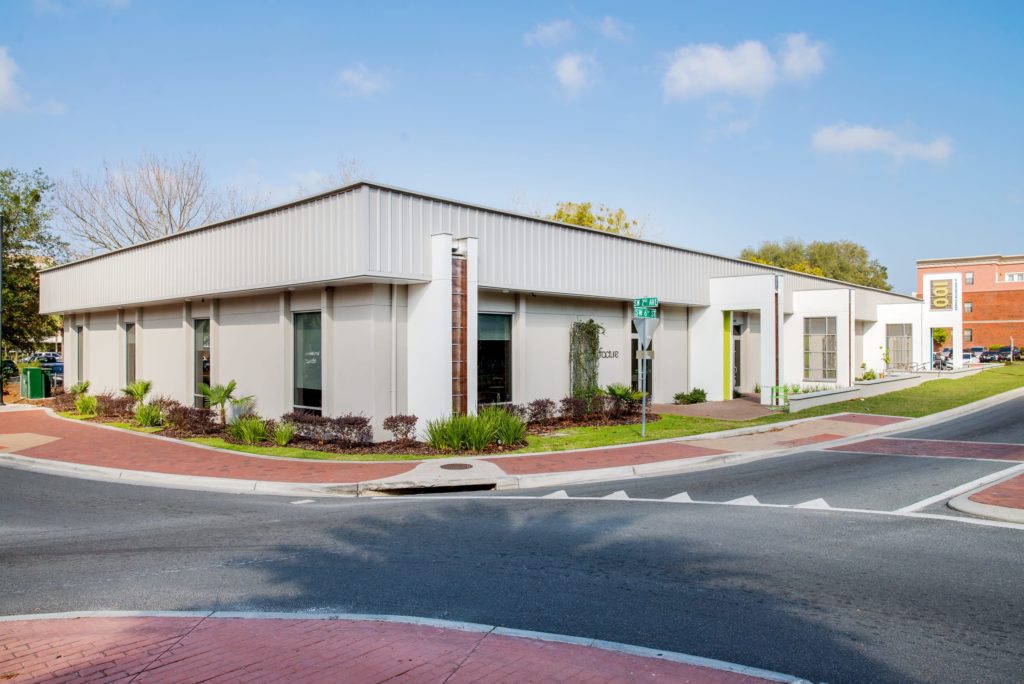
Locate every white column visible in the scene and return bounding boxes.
[280,292,293,413]
[514,292,528,402]
[210,299,221,386]
[116,309,126,388]
[321,287,335,416]
[406,232,453,430]
[182,302,193,403]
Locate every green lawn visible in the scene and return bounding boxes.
[186,437,429,462]
[54,365,1024,460]
[520,364,1024,453]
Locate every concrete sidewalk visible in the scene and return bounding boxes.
[0,612,807,683]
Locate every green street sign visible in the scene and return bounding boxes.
[634,297,659,308]
[633,306,657,319]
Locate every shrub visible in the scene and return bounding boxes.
[503,403,528,422]
[559,396,588,422]
[526,398,556,424]
[96,392,136,421]
[273,421,296,446]
[121,379,153,406]
[673,388,707,405]
[150,395,184,413]
[199,380,239,426]
[134,402,163,427]
[426,414,473,452]
[383,414,418,443]
[480,406,527,446]
[75,394,98,416]
[227,415,269,444]
[860,369,877,381]
[50,388,76,412]
[68,381,90,396]
[281,411,332,442]
[333,414,373,446]
[606,383,642,416]
[165,404,216,435]
[230,396,258,420]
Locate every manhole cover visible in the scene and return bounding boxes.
[440,463,473,470]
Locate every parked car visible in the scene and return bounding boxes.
[962,352,975,364]
[998,346,1021,361]
[1,359,17,381]
[970,346,985,356]
[979,350,1001,363]
[21,352,61,365]
[47,363,64,388]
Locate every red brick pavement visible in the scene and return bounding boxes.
[486,441,728,475]
[828,437,1024,461]
[0,615,783,683]
[0,410,416,484]
[969,473,1024,510]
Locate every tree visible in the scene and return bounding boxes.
[1,168,68,357]
[548,202,643,238]
[200,380,238,426]
[56,152,268,252]
[932,328,949,348]
[740,238,892,290]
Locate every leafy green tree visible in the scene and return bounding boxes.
[548,202,643,238]
[1,169,69,357]
[932,328,949,348]
[740,238,891,290]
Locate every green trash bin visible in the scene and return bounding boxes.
[39,367,54,398]
[20,367,46,399]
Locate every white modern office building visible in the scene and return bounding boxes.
[39,182,963,431]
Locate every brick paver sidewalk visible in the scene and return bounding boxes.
[0,614,797,683]
[969,472,1024,510]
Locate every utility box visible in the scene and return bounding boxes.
[20,367,49,399]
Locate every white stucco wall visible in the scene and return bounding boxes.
[786,289,854,388]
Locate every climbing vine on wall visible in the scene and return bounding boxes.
[569,319,605,405]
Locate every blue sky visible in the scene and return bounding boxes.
[2,1,1023,293]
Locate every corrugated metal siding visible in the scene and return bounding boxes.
[40,189,369,313]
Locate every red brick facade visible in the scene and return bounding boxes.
[918,255,1024,349]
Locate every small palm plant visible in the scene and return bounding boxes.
[199,380,238,426]
[121,379,153,408]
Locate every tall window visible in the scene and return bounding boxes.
[1006,272,1024,283]
[885,323,912,370]
[294,312,322,413]
[194,319,210,407]
[964,301,973,313]
[75,325,84,384]
[965,328,973,342]
[478,314,512,404]
[125,323,136,384]
[803,317,837,381]
[965,271,974,285]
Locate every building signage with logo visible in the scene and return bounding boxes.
[930,278,955,311]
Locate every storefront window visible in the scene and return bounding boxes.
[76,325,83,384]
[294,312,322,413]
[803,317,836,381]
[194,319,210,407]
[885,323,912,370]
[125,323,136,384]
[478,314,511,405]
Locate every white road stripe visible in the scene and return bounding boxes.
[893,462,1024,513]
[794,498,830,509]
[542,490,569,499]
[290,499,315,505]
[724,495,760,505]
[664,492,693,503]
[602,490,630,500]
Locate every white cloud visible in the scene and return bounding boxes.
[780,33,825,81]
[664,41,777,99]
[335,63,391,97]
[0,47,26,112]
[663,34,826,100]
[812,124,952,162]
[524,19,574,47]
[599,16,632,43]
[554,53,593,99]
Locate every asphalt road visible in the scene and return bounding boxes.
[1,400,1023,683]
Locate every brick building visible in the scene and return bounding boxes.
[917,254,1024,349]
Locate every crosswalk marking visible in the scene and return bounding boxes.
[794,498,830,509]
[724,495,760,505]
[664,492,693,503]
[602,490,630,500]
[290,499,315,505]
[542,490,569,499]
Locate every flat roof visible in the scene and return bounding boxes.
[918,254,1024,265]
[43,180,918,301]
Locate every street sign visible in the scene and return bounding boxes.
[635,350,655,360]
[633,317,659,350]
[634,297,659,308]
[633,306,657,319]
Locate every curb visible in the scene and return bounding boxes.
[0,610,811,684]
[947,470,1024,524]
